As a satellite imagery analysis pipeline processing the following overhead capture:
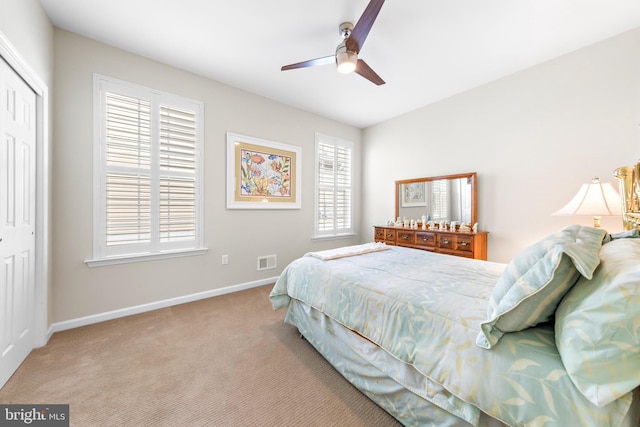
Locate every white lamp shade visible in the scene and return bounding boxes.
[553,178,622,216]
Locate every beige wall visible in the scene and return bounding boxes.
[52,29,361,323]
[362,27,640,263]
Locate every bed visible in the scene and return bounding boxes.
[269,165,640,426]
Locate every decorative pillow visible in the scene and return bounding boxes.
[476,225,606,349]
[555,238,640,407]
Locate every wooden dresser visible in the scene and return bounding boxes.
[373,226,488,260]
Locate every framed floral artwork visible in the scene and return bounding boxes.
[226,133,301,209]
[401,182,426,207]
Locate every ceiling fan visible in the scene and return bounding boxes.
[281,0,386,86]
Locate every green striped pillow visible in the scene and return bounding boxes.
[476,225,606,349]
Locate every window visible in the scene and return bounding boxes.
[88,75,205,266]
[314,133,354,238]
[430,179,449,221]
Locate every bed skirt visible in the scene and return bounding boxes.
[285,298,509,427]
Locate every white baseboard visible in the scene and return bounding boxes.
[48,277,278,336]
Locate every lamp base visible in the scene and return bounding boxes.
[592,215,602,228]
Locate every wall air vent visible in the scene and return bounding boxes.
[257,254,277,271]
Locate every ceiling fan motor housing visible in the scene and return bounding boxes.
[336,22,357,73]
[339,22,353,39]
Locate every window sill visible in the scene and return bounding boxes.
[85,248,208,268]
[311,233,357,242]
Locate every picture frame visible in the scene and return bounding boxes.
[226,132,301,209]
[401,182,426,207]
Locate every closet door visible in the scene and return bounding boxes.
[0,57,36,388]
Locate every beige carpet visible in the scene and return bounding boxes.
[0,285,402,426]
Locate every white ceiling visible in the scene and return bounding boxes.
[39,0,640,128]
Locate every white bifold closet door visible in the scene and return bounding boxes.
[0,57,37,389]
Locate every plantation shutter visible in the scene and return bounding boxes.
[316,136,353,236]
[105,93,152,246]
[95,75,203,262]
[159,105,197,242]
[317,142,335,232]
[335,145,352,230]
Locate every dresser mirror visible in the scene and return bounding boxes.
[395,172,477,226]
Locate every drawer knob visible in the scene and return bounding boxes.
[421,236,428,242]
[443,239,450,244]
[386,233,393,238]
[460,241,470,246]
[401,234,410,239]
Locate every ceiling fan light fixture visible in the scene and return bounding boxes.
[280,0,386,84]
[336,47,357,74]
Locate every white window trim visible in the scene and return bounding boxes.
[86,74,206,267]
[86,248,208,268]
[313,133,355,239]
[311,233,356,242]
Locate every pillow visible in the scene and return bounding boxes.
[608,228,640,240]
[476,225,606,349]
[555,238,640,407]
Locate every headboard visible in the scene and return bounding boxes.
[614,160,640,230]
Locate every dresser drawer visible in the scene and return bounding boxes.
[438,234,456,250]
[396,230,415,246]
[373,226,488,260]
[374,227,398,244]
[455,235,474,253]
[383,228,397,242]
[438,234,474,253]
[415,231,436,248]
[374,227,385,241]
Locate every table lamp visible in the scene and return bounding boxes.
[552,177,621,228]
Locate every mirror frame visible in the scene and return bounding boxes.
[395,172,477,226]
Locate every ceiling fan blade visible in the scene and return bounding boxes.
[355,59,385,85]
[345,0,385,54]
[281,56,335,71]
